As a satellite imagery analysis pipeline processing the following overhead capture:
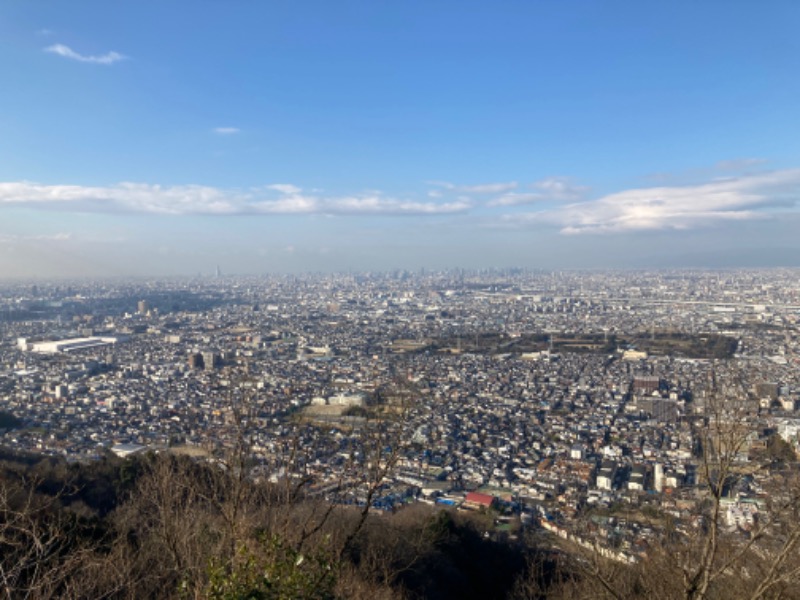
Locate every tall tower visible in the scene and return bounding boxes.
[654,463,664,492]
[216,265,222,278]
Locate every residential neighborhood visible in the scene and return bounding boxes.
[2,268,800,561]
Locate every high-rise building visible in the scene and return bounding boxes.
[654,463,664,492]
[137,300,149,314]
[202,350,221,371]
[188,352,205,370]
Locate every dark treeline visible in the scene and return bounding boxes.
[0,448,562,599]
[3,447,800,599]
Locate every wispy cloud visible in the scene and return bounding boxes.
[213,127,240,135]
[0,181,470,217]
[527,169,800,234]
[430,181,518,195]
[715,158,767,171]
[530,177,589,200]
[489,177,588,207]
[6,168,797,231]
[646,158,769,185]
[44,43,127,65]
[267,184,302,195]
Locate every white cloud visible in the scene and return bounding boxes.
[533,169,800,234]
[0,181,241,215]
[461,182,518,194]
[325,196,471,215]
[8,169,794,230]
[267,184,302,194]
[252,194,318,214]
[489,177,588,207]
[213,127,240,135]
[530,176,588,200]
[251,194,471,216]
[0,181,470,217]
[430,181,518,195]
[44,43,127,65]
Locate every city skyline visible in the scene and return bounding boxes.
[2,2,800,277]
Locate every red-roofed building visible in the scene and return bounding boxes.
[463,491,497,511]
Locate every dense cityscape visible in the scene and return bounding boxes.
[2,268,799,564]
[4,2,799,595]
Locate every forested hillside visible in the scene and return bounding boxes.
[0,449,554,599]
[3,446,800,600]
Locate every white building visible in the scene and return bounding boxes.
[23,336,125,354]
[328,393,367,407]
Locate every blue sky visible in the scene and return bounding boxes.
[2,1,800,277]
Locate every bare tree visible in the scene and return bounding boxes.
[543,374,800,600]
[0,470,94,599]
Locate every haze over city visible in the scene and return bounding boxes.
[2,2,800,277]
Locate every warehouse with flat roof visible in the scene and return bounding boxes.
[19,336,125,354]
